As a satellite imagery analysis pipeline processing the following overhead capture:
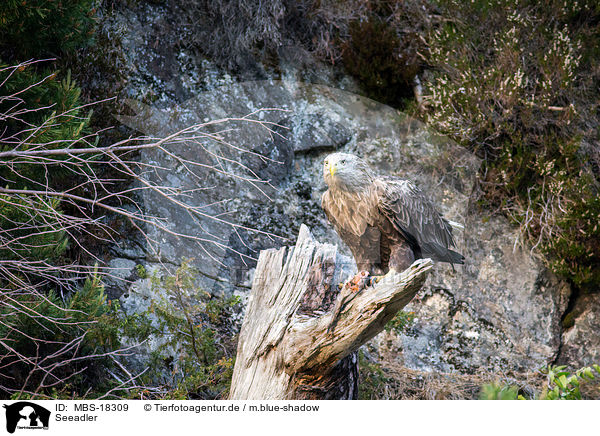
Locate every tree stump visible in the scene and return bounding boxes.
[229,225,432,400]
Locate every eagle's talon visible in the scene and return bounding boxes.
[342,271,371,293]
[368,275,383,286]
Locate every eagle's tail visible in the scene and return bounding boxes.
[421,242,465,265]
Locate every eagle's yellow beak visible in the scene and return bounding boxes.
[329,163,336,177]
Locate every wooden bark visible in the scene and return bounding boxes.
[229,224,432,400]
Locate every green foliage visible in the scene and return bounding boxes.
[0,1,106,398]
[358,349,396,400]
[6,67,87,134]
[135,264,148,279]
[480,364,600,400]
[0,193,68,264]
[2,272,120,398]
[0,64,94,186]
[0,62,94,287]
[384,310,415,335]
[539,364,600,400]
[424,0,600,289]
[479,383,521,400]
[1,261,242,399]
[0,0,97,59]
[124,262,241,399]
[547,177,600,288]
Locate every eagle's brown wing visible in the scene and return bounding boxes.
[374,177,464,264]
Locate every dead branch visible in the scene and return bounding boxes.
[229,225,432,399]
[0,60,286,397]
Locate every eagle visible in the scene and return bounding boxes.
[321,152,464,276]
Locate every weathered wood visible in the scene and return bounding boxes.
[229,224,432,400]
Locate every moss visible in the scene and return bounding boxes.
[562,312,575,330]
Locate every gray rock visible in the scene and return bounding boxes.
[119,277,155,317]
[116,78,574,374]
[99,0,582,378]
[280,113,352,153]
[558,294,600,367]
[103,258,138,300]
[374,213,571,374]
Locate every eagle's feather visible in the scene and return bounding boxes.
[374,177,464,265]
[321,153,464,273]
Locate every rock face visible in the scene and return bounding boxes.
[100,1,578,376]
[374,214,571,374]
[558,294,600,367]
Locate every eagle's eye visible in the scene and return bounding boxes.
[340,159,346,164]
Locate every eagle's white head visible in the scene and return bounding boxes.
[323,152,374,193]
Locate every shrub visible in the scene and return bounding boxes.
[480,364,600,400]
[0,63,94,189]
[423,0,600,290]
[0,193,68,265]
[0,59,108,399]
[1,273,120,398]
[342,17,418,107]
[539,364,600,400]
[0,0,97,60]
[358,350,397,400]
[0,61,96,293]
[174,0,324,71]
[384,310,415,335]
[122,262,241,399]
